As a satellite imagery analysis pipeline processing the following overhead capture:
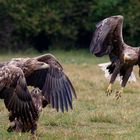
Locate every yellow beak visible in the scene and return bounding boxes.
[124,54,131,63]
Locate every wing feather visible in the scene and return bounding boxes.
[55,91,59,111]
[50,91,55,108]
[59,91,64,112]
[26,54,76,112]
[63,80,73,109]
[0,73,38,124]
[90,15,124,58]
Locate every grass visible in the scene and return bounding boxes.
[0,50,140,139]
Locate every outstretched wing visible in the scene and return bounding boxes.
[0,66,38,124]
[26,54,76,112]
[90,15,124,58]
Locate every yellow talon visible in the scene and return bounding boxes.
[115,87,124,100]
[106,84,112,96]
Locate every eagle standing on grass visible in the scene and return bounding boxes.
[90,15,140,99]
[0,54,76,133]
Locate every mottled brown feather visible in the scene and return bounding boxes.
[26,54,76,112]
[0,65,38,124]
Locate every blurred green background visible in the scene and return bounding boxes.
[0,0,140,52]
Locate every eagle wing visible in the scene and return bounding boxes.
[90,15,124,60]
[0,66,38,124]
[26,54,76,112]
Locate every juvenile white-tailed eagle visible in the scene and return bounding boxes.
[0,59,49,129]
[0,54,76,133]
[11,54,76,112]
[90,15,140,99]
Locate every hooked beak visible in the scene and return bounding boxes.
[124,54,131,63]
[41,63,50,69]
[35,63,50,70]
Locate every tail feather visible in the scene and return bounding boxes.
[98,62,136,83]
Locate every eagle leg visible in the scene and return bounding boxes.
[115,67,132,99]
[106,60,121,96]
[106,83,113,96]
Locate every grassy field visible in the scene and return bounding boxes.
[0,50,140,140]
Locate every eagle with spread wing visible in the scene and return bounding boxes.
[90,15,140,99]
[0,54,76,133]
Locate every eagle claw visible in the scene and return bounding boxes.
[115,90,122,100]
[106,89,112,96]
[106,84,112,96]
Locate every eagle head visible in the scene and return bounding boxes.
[23,58,49,75]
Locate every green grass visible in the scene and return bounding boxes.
[0,50,140,140]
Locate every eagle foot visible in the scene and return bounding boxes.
[115,87,123,100]
[115,90,122,100]
[106,84,112,96]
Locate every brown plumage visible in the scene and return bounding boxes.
[10,54,76,112]
[25,54,77,112]
[0,65,38,124]
[0,53,76,133]
[7,88,45,134]
[90,15,140,99]
[0,59,49,132]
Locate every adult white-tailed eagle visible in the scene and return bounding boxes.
[90,15,140,99]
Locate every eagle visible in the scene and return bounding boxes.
[0,54,76,133]
[90,15,140,99]
[0,60,48,128]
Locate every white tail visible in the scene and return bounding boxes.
[98,62,136,83]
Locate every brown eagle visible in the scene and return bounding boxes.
[0,58,49,133]
[11,54,76,112]
[0,54,76,133]
[90,15,140,99]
